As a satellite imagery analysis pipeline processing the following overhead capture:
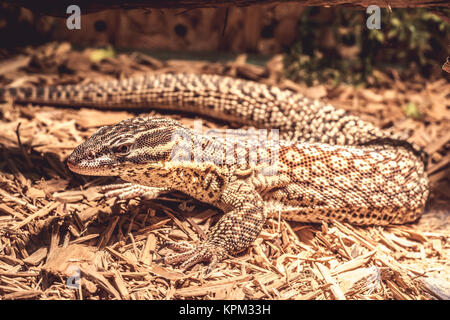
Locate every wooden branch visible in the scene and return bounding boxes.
[5,0,450,17]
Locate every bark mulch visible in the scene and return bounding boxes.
[0,42,449,300]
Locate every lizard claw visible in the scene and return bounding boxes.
[163,241,227,272]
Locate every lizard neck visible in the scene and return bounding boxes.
[118,128,282,203]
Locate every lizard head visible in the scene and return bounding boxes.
[67,117,188,177]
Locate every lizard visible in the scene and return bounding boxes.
[0,72,429,270]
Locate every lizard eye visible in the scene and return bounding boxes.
[86,151,96,160]
[114,143,132,156]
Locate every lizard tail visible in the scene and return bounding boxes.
[0,87,10,100]
[0,87,35,102]
[0,85,95,107]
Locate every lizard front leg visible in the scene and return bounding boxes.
[101,183,171,200]
[164,181,265,271]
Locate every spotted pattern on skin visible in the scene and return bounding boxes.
[2,73,429,270]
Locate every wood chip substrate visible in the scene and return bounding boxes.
[0,43,449,300]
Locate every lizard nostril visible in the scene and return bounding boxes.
[66,157,77,170]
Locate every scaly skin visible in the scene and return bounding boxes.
[1,73,429,269]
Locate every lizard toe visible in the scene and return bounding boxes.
[163,242,227,271]
[164,240,195,252]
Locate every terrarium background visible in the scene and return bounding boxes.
[0,3,448,84]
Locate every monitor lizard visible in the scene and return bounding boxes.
[0,73,429,271]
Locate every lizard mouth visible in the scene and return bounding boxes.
[67,162,104,176]
[67,155,118,176]
[67,158,100,175]
[67,158,85,174]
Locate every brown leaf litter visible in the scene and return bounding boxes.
[0,42,449,300]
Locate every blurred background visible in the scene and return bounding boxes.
[0,3,448,85]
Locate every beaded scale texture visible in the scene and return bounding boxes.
[1,73,429,270]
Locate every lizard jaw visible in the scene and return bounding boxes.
[67,156,116,176]
[67,158,97,175]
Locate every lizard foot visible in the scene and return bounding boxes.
[101,183,166,200]
[163,241,228,272]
